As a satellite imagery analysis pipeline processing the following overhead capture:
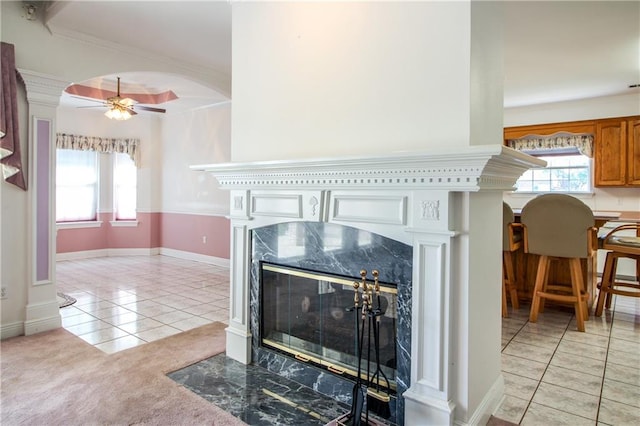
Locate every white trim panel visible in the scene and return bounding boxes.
[412,238,449,394]
[331,194,407,225]
[251,193,303,218]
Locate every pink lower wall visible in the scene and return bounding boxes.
[56,212,230,260]
[160,213,230,259]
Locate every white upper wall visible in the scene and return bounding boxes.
[161,104,231,215]
[231,1,502,162]
[504,92,640,127]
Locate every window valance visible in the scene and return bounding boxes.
[55,133,140,167]
[506,133,593,158]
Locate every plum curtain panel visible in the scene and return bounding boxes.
[0,42,27,190]
[55,133,141,167]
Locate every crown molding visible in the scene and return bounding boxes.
[191,145,545,192]
[18,69,70,106]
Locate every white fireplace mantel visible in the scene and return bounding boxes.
[192,144,542,192]
[192,145,543,425]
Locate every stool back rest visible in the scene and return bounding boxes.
[503,202,515,251]
[521,194,594,258]
[603,224,640,256]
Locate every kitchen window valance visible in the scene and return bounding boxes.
[506,132,593,158]
[55,133,140,167]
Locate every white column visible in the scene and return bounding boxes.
[453,191,505,424]
[20,70,69,335]
[225,190,253,363]
[404,229,456,425]
[404,189,504,425]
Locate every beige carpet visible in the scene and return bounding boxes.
[0,322,247,426]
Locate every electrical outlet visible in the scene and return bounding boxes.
[0,287,7,299]
[202,236,207,244]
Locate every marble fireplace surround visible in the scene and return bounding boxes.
[251,222,412,424]
[192,145,543,425]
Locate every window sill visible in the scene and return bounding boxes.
[57,221,103,230]
[110,220,139,227]
[507,191,595,199]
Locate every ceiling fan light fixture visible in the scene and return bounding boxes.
[105,105,132,121]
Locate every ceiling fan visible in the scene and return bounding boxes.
[68,77,168,120]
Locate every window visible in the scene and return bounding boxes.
[507,133,594,194]
[56,149,98,222]
[56,150,138,223]
[113,152,137,220]
[514,150,592,193]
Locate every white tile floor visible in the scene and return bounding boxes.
[497,295,640,425]
[57,255,639,424]
[56,255,229,354]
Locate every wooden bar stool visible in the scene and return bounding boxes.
[502,202,521,318]
[521,194,598,332]
[595,224,640,316]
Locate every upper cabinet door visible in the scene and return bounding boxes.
[595,119,627,186]
[628,119,640,186]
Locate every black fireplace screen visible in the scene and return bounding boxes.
[260,262,397,393]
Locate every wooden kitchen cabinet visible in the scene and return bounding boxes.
[594,117,640,187]
[504,116,640,187]
[504,119,595,140]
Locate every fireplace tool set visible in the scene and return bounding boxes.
[337,269,391,426]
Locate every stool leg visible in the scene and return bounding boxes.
[504,251,520,310]
[605,256,619,310]
[539,258,552,313]
[595,253,615,317]
[570,258,586,332]
[529,255,549,323]
[502,277,508,318]
[502,253,508,318]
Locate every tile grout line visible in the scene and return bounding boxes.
[514,313,572,425]
[595,300,614,426]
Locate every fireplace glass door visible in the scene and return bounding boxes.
[260,262,397,393]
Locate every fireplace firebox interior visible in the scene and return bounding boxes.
[260,263,398,394]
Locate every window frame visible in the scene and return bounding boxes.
[55,149,139,227]
[512,149,594,194]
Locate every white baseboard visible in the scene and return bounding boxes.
[159,248,230,268]
[107,248,160,256]
[0,321,24,340]
[56,247,160,261]
[461,374,505,426]
[56,247,229,268]
[56,249,109,261]
[24,315,62,336]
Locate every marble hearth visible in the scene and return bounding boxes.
[192,145,543,425]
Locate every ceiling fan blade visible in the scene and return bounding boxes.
[135,105,166,113]
[77,105,107,109]
[70,95,105,104]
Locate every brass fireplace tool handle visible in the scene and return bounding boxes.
[360,269,369,319]
[352,281,360,307]
[344,268,392,423]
